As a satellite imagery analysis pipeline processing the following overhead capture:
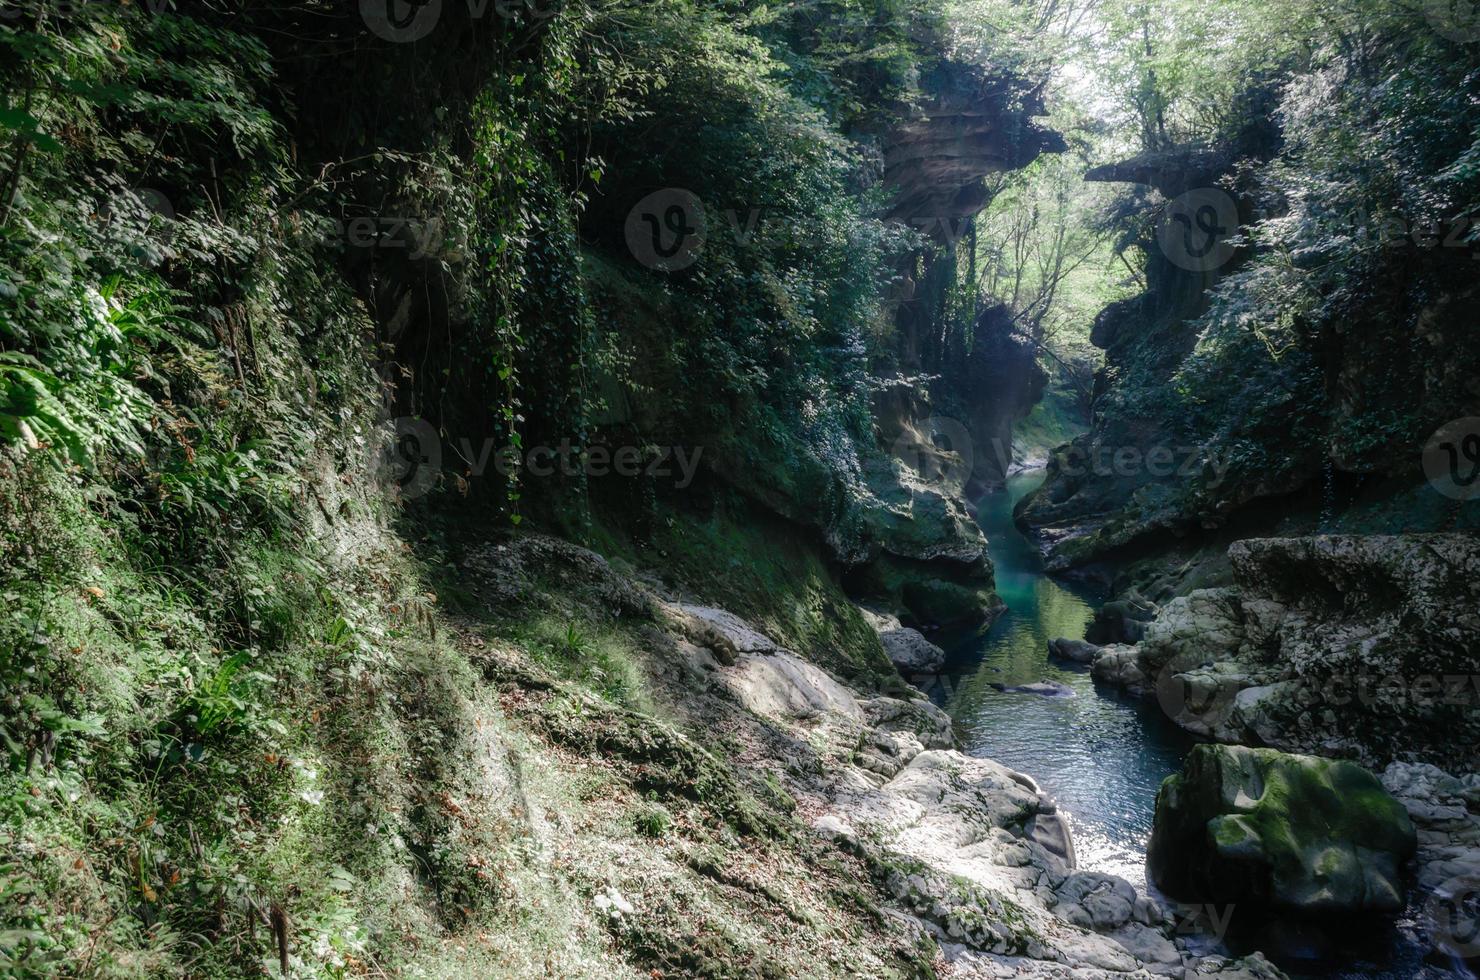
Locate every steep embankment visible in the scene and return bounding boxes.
[433,534,1287,980]
[0,2,1072,975]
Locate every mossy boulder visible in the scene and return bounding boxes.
[1149,745,1416,915]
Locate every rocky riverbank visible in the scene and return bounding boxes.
[1057,533,1480,970]
[472,534,1287,978]
[1074,534,1480,767]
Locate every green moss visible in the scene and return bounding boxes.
[588,496,896,685]
[509,614,656,714]
[1151,744,1416,913]
[1014,384,1089,461]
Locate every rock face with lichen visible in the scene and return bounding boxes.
[840,454,1006,629]
[1085,534,1480,769]
[1150,745,1417,915]
[860,607,949,675]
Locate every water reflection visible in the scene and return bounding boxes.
[931,471,1196,891]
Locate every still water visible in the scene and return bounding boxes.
[929,471,1196,891]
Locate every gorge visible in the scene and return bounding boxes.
[1,1,1477,979]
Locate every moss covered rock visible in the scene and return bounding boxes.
[1149,745,1416,915]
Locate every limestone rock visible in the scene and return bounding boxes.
[1090,644,1149,695]
[666,594,1286,978]
[671,603,777,664]
[718,649,861,725]
[884,63,1063,231]
[1048,637,1103,664]
[990,680,1076,699]
[461,533,653,617]
[1086,597,1157,645]
[1380,761,1480,896]
[860,695,956,751]
[878,625,948,675]
[1150,745,1417,915]
[1089,535,1480,768]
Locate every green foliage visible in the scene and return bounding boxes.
[518,614,653,711]
[0,0,1062,973]
[632,801,674,838]
[173,651,260,741]
[1030,0,1480,541]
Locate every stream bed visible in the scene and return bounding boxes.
[930,471,1461,979]
[927,471,1195,891]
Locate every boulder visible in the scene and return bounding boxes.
[1086,597,1156,645]
[860,696,956,751]
[1048,637,1102,664]
[879,627,947,675]
[990,680,1075,699]
[672,603,777,664]
[838,457,1006,630]
[719,648,862,725]
[1089,644,1149,695]
[1149,745,1417,915]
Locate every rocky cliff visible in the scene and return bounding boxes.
[747,59,1063,630]
[1085,534,1480,769]
[1017,123,1480,575]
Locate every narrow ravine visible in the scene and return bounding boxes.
[927,471,1196,890]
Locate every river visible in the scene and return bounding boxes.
[930,470,1463,979]
[927,470,1196,891]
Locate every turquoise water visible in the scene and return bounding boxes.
[929,471,1197,889]
[933,472,1461,978]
